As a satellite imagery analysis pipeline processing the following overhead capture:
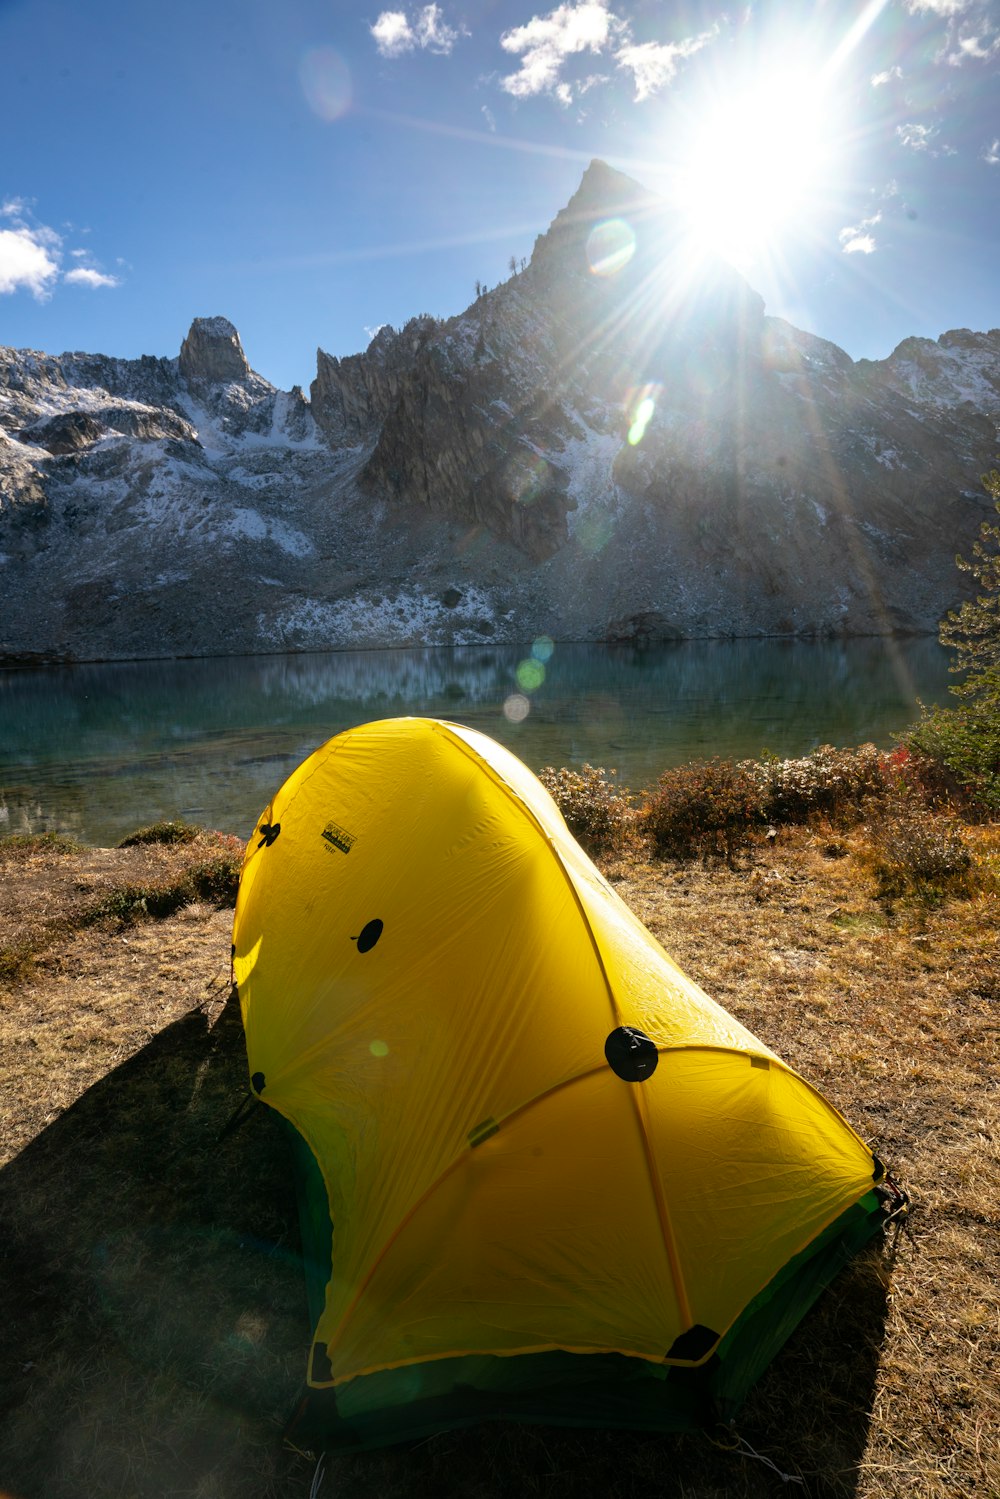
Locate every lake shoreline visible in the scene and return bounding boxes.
[1,637,953,847]
[0,624,941,672]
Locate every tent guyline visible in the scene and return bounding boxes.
[232,716,900,1449]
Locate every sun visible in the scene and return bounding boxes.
[673,66,842,273]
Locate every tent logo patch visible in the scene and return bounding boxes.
[321,821,356,854]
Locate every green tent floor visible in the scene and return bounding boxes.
[282,1122,887,1452]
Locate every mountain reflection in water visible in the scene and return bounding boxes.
[0,638,950,846]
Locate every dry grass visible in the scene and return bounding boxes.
[0,821,997,1499]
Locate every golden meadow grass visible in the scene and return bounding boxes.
[0,808,997,1499]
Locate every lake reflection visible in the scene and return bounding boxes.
[0,638,951,846]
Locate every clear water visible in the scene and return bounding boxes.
[0,638,951,846]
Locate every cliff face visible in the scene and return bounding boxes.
[2,164,999,662]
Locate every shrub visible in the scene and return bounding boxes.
[537,764,635,853]
[186,853,242,905]
[83,853,243,926]
[0,831,81,857]
[642,758,762,864]
[753,743,892,826]
[117,820,203,847]
[866,809,975,901]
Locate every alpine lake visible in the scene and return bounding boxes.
[1,636,952,847]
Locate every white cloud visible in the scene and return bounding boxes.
[64,266,120,289]
[371,11,413,56]
[0,225,61,299]
[839,211,881,255]
[364,323,388,342]
[500,1,621,100]
[946,30,1000,61]
[616,29,716,101]
[499,2,714,104]
[481,103,497,131]
[871,65,902,85]
[905,0,970,13]
[983,138,1000,164]
[371,4,461,57]
[0,202,121,298]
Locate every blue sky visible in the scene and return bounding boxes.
[2,0,998,391]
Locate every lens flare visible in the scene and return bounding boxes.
[586,219,636,278]
[503,693,530,723]
[576,508,616,556]
[369,1039,389,1057]
[628,395,656,446]
[513,456,549,506]
[531,636,555,663]
[516,659,545,692]
[300,46,352,121]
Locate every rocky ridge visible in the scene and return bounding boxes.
[2,161,999,661]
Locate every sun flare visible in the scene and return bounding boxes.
[674,68,841,272]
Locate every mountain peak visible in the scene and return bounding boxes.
[572,158,652,212]
[179,316,250,384]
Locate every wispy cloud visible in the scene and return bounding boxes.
[983,137,1000,164]
[897,121,935,150]
[499,1,715,104]
[871,64,902,84]
[64,266,120,289]
[371,4,463,58]
[896,120,955,155]
[616,29,716,102]
[839,211,882,255]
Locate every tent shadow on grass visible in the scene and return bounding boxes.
[0,988,892,1499]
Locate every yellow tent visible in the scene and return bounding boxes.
[233,717,896,1448]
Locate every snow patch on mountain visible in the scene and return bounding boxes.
[257,585,510,651]
[220,509,314,556]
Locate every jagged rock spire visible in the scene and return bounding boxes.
[179,316,250,384]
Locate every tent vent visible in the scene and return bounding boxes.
[665,1324,719,1363]
[604,1026,658,1082]
[469,1118,500,1148]
[251,1071,266,1094]
[749,1055,770,1070]
[355,919,384,953]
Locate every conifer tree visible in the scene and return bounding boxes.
[940,469,1000,706]
[905,470,1000,807]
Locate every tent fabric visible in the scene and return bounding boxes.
[232,717,887,1443]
